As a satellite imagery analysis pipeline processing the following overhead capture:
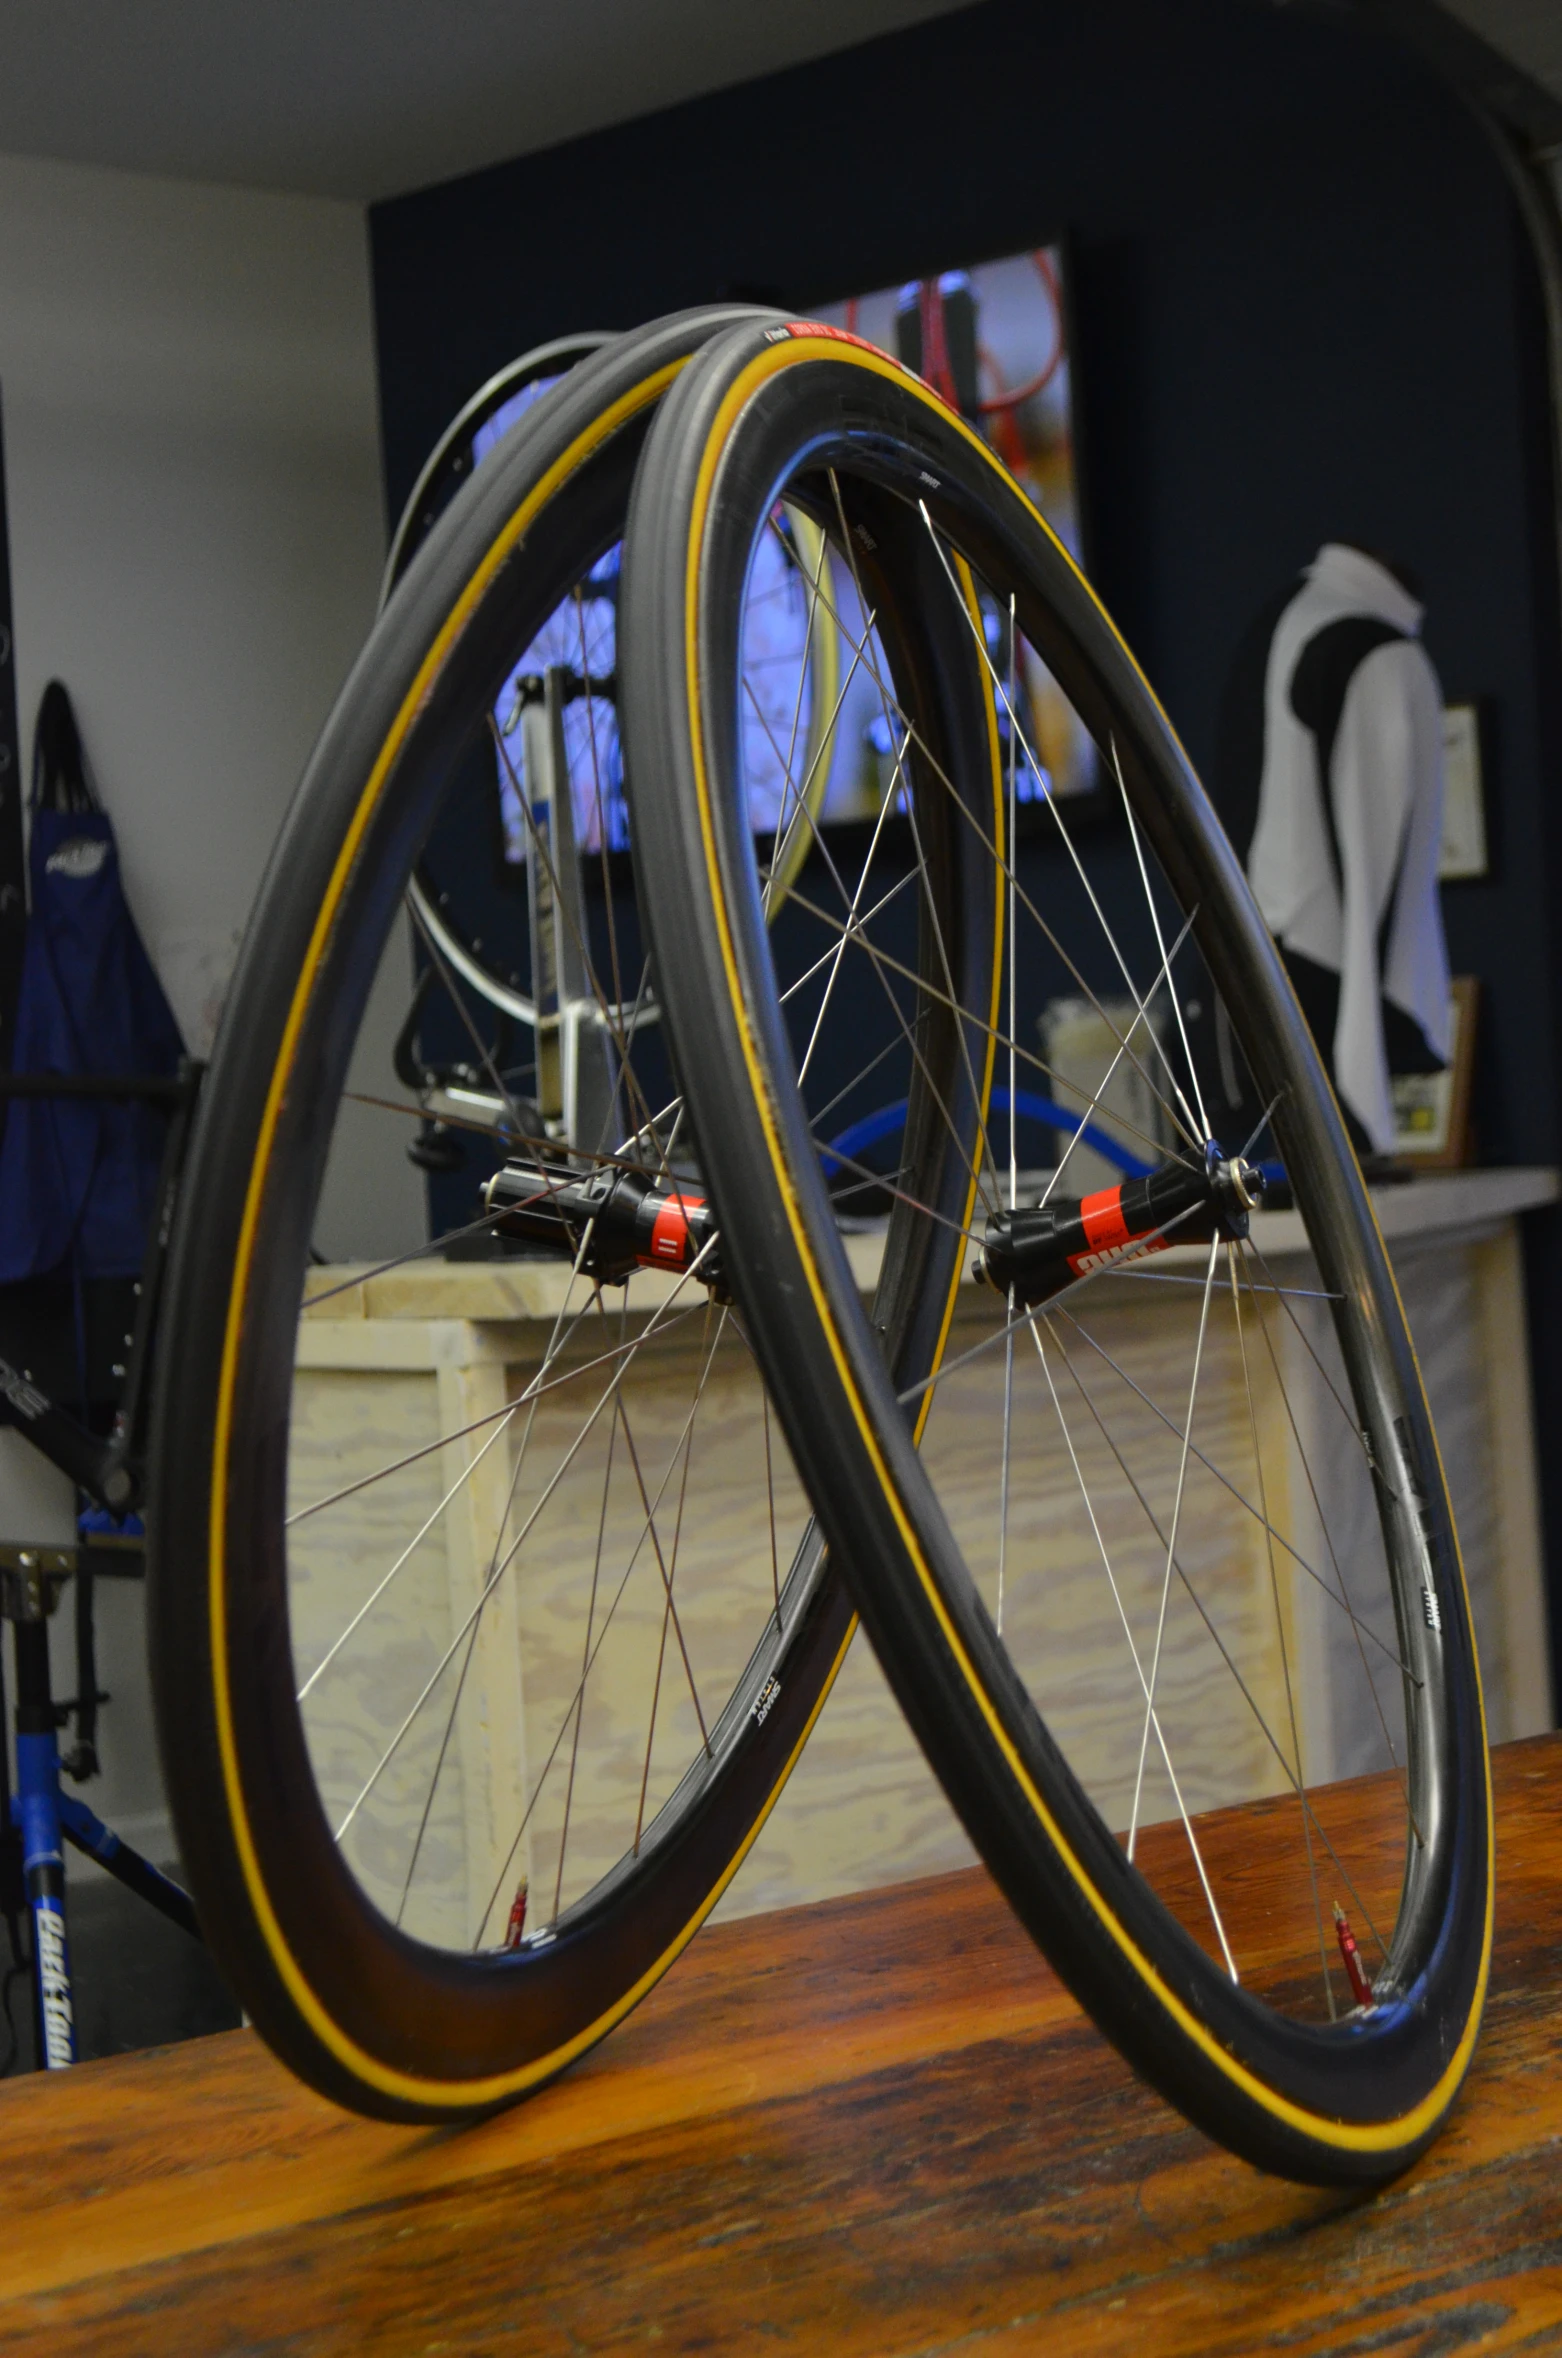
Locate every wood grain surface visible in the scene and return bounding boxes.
[2,1735,1560,2353]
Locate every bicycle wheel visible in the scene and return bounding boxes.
[388,337,837,1034]
[616,317,1491,2185]
[147,306,1001,2121]
[381,332,615,597]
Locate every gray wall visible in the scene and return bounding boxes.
[0,150,395,1860]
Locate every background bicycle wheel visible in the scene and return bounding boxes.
[147,306,999,2120]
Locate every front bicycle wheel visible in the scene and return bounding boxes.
[147,307,1000,2121]
[616,318,1491,2185]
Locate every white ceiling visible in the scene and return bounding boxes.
[0,0,1556,207]
[0,0,975,204]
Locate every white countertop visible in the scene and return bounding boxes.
[1232,1165,1559,1262]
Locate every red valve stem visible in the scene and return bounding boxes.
[503,1879,529,1952]
[1333,1902,1373,2009]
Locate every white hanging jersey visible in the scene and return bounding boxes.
[1246,543,1449,1153]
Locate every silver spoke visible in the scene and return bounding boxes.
[1128,1235,1219,1860]
[388,1232,612,1924]
[1242,1233,1385,1485]
[915,500,1201,1152]
[1227,1243,1333,2015]
[288,1302,707,1528]
[407,891,535,1144]
[1052,1302,1418,1685]
[1233,1240,1417,1835]
[299,1401,518,1703]
[781,876,1178,1173]
[614,1364,713,1763]
[734,621,999,1212]
[1109,735,1207,1143]
[1104,1267,1342,1302]
[1034,908,1199,1212]
[634,1299,728,1845]
[1042,1313,1390,1961]
[773,511,1197,1153]
[553,1294,630,1920]
[824,473,1001,1211]
[469,1244,746,1943]
[332,1240,719,1847]
[1032,1318,1237,1979]
[300,1205,511,1313]
[792,712,916,1091]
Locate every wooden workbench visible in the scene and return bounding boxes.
[2,1731,1561,2353]
[290,1167,1558,1941]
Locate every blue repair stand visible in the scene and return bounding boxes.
[0,1545,198,2069]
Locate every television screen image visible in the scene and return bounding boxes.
[465,247,1088,868]
[812,245,1092,822]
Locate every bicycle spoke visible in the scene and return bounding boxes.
[823,475,1001,1208]
[1129,1235,1219,1860]
[1041,1312,1391,1963]
[1052,1301,1418,1686]
[469,1250,753,1943]
[288,1301,708,1527]
[774,508,1199,1154]
[1031,1318,1237,1978]
[1242,1233,1386,1486]
[332,1242,719,1849]
[916,502,1201,1150]
[1234,1239,1418,1842]
[997,1291,1015,1639]
[1109,736,1207,1143]
[1105,1267,1342,1302]
[634,1298,727,1846]
[781,876,1183,1175]
[373,1229,618,1916]
[1033,908,1199,1209]
[1227,1243,1333,2014]
[408,893,536,1144]
[552,1294,628,1921]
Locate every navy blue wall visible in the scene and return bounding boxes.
[372,0,1559,1165]
[370,0,1562,1689]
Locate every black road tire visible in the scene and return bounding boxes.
[616,318,1492,2186]
[147,306,1000,2122]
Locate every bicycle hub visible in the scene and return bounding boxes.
[972,1147,1264,1308]
[484,1156,724,1293]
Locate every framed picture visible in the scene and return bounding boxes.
[1391,976,1479,1167]
[1439,704,1488,881]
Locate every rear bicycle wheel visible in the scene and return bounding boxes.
[616,318,1491,2184]
[147,307,1000,2120]
[389,336,838,1038]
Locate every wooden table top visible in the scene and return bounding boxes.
[3,1733,1561,2354]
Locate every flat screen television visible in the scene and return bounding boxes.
[408,242,1088,879]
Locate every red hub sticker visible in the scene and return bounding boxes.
[645,1191,704,1270]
